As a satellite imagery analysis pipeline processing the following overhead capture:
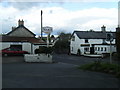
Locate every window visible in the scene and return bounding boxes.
[104,47,107,51]
[85,39,89,43]
[101,47,103,51]
[98,47,100,51]
[84,48,89,52]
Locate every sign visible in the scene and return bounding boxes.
[42,26,53,34]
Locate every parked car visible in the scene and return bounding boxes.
[1,47,29,56]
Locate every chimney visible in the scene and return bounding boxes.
[18,19,24,26]
[12,27,16,31]
[101,25,106,44]
[101,25,106,33]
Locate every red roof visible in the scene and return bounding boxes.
[0,35,45,44]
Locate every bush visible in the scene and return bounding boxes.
[35,46,53,54]
[78,61,120,78]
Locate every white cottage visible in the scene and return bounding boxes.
[70,26,116,55]
[0,19,53,54]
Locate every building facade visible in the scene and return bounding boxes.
[0,19,53,54]
[70,26,116,55]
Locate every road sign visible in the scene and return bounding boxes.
[42,26,53,34]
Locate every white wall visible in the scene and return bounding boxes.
[0,42,32,53]
[70,33,84,54]
[22,43,32,53]
[0,42,10,50]
[33,45,39,54]
[70,33,116,55]
[95,45,116,54]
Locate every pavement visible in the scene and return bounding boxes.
[2,54,120,88]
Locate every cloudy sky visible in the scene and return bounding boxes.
[0,0,119,36]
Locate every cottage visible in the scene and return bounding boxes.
[70,26,116,55]
[0,19,52,54]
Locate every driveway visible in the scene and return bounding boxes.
[2,54,119,88]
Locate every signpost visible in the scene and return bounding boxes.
[106,33,113,63]
[41,10,43,40]
[43,26,53,47]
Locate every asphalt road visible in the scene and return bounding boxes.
[2,54,119,88]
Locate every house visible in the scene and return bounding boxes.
[0,19,53,54]
[70,25,116,55]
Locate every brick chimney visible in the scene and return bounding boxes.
[18,19,24,26]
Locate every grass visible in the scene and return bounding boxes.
[77,60,120,78]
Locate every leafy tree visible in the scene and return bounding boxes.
[54,32,71,54]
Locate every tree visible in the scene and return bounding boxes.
[54,32,71,54]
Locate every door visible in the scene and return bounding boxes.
[90,47,94,54]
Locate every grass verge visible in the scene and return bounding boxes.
[77,61,120,78]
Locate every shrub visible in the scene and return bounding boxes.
[35,46,53,54]
[78,61,120,78]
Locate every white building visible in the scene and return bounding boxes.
[70,26,116,55]
[0,19,53,54]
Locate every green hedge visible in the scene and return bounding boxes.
[35,46,53,54]
[78,61,120,78]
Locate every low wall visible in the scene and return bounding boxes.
[24,54,52,63]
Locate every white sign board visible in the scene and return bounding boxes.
[42,26,53,34]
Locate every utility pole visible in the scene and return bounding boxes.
[110,40,112,64]
[106,33,113,64]
[41,10,43,40]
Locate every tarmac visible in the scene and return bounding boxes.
[2,54,120,88]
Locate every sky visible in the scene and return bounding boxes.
[0,0,119,36]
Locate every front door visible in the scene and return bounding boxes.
[90,47,94,54]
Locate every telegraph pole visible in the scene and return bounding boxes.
[41,10,43,40]
[110,40,112,64]
[106,32,113,64]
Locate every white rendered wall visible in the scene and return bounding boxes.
[70,33,116,55]
[0,42,32,53]
[95,45,116,54]
[70,33,84,55]
[22,43,32,53]
[0,42,10,50]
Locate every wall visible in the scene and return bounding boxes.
[70,33,84,54]
[70,33,116,55]
[95,45,116,54]
[0,42,32,53]
[0,42,10,50]
[22,42,32,53]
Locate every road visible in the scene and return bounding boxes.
[2,54,119,88]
